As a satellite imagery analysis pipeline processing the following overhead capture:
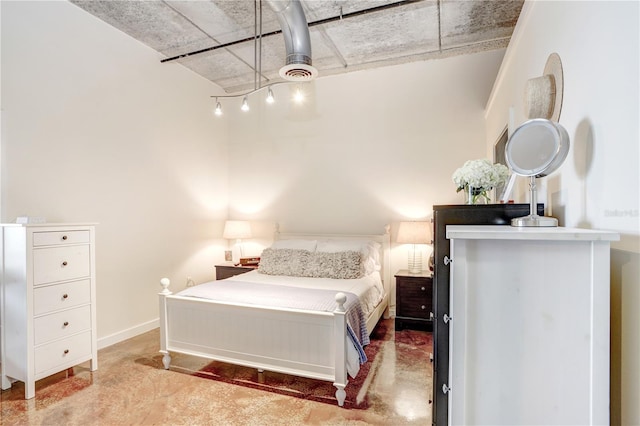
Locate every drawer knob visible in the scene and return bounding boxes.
[62,235,68,241]
[62,293,69,299]
[63,349,69,355]
[62,261,68,267]
[421,305,426,310]
[421,286,426,291]
[63,321,69,327]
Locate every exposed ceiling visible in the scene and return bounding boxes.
[71,0,524,94]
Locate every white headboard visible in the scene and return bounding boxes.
[273,224,392,299]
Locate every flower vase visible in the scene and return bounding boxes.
[464,186,488,205]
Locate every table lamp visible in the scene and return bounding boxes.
[223,220,252,262]
[397,221,431,274]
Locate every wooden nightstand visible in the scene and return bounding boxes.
[395,270,433,331]
[215,264,257,280]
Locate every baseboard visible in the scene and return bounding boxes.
[97,318,159,350]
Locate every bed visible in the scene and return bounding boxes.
[158,226,391,406]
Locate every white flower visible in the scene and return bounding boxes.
[452,159,510,192]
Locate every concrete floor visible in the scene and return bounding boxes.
[1,319,432,425]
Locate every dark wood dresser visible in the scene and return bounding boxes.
[431,203,544,425]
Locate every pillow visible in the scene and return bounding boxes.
[258,248,310,276]
[270,239,317,251]
[258,248,364,279]
[316,239,382,274]
[304,250,363,279]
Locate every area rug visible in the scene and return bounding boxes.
[191,318,428,409]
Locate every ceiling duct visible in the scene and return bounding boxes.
[265,0,318,82]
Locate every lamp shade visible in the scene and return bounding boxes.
[223,220,252,239]
[397,221,431,244]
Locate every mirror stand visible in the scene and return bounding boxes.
[511,176,558,227]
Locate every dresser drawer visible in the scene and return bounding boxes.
[33,230,90,247]
[33,245,90,285]
[35,331,92,376]
[34,279,91,315]
[399,295,431,318]
[34,305,92,345]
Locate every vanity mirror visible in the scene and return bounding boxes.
[505,118,570,226]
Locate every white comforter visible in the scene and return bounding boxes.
[225,270,385,318]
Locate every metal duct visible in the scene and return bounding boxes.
[265,0,318,81]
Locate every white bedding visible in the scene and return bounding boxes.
[224,270,385,318]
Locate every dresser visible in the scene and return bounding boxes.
[446,225,618,425]
[432,204,541,425]
[394,270,432,330]
[0,223,97,399]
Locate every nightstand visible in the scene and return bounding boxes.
[215,264,257,280]
[395,270,433,331]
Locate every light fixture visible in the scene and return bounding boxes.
[266,87,275,104]
[223,220,252,262]
[397,221,431,274]
[210,81,310,118]
[293,86,305,104]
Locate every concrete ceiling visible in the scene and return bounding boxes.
[71,0,524,94]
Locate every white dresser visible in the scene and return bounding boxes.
[446,225,619,425]
[1,223,97,399]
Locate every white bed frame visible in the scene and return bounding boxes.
[158,225,391,406]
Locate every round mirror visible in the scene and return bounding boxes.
[506,119,569,177]
[505,118,570,227]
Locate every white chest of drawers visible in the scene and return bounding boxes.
[445,225,619,425]
[1,223,97,399]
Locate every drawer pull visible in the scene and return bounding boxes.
[62,293,69,299]
[62,235,68,241]
[62,261,68,267]
[63,349,69,355]
[421,305,426,310]
[421,286,426,291]
[63,321,69,327]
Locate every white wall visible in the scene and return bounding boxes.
[226,50,506,279]
[1,1,230,344]
[1,2,505,343]
[484,1,640,423]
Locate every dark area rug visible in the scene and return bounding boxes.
[191,319,431,409]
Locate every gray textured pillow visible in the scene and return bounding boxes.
[258,248,363,279]
[304,250,363,279]
[258,248,311,276]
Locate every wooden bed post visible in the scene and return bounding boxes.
[333,292,348,407]
[159,278,172,370]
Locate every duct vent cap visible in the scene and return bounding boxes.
[279,63,318,82]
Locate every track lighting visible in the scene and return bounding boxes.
[212,81,312,117]
[266,87,275,104]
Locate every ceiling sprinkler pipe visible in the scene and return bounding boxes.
[265,0,318,81]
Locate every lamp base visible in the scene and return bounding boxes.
[407,247,423,274]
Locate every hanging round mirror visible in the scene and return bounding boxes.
[505,118,570,227]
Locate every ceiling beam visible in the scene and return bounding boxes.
[160,0,426,64]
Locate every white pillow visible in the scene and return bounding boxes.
[316,239,381,274]
[270,239,317,251]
